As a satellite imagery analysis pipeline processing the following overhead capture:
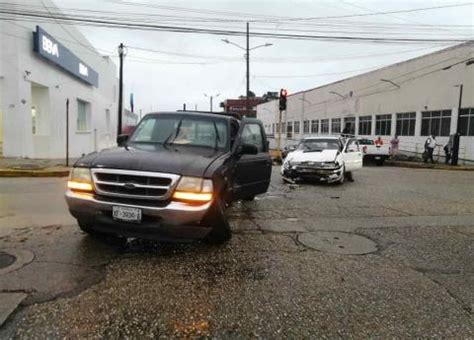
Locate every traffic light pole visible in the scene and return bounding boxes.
[277,109,283,160]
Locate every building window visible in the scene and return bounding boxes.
[331,118,341,134]
[303,120,310,134]
[294,121,300,134]
[396,112,416,136]
[375,114,391,136]
[77,99,91,132]
[311,120,319,134]
[343,117,355,135]
[281,122,286,133]
[421,110,451,136]
[276,123,279,134]
[458,108,474,136]
[358,116,372,135]
[321,119,329,134]
[286,121,293,139]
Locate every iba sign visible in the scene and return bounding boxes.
[33,26,99,87]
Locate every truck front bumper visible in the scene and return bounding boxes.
[65,190,213,241]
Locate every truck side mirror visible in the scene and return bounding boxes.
[117,134,129,147]
[241,143,259,155]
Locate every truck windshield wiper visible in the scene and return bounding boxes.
[213,121,221,151]
[163,119,183,147]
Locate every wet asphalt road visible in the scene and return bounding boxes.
[0,166,473,338]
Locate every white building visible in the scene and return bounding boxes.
[257,42,474,163]
[0,0,119,159]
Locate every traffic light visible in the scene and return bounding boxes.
[279,88,288,111]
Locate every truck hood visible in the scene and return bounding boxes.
[74,144,227,178]
[286,149,339,163]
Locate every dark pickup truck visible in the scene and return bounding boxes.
[65,111,272,244]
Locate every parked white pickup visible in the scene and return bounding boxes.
[358,138,390,166]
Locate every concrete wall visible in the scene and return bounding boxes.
[257,42,474,163]
[0,0,118,159]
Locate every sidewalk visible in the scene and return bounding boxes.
[385,159,474,171]
[0,157,75,177]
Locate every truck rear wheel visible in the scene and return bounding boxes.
[204,198,232,245]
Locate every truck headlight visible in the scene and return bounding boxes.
[172,176,213,203]
[67,168,93,192]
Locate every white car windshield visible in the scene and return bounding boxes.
[298,139,341,151]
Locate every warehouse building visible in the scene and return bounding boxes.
[0,0,119,159]
[257,41,474,163]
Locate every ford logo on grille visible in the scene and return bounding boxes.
[124,183,136,190]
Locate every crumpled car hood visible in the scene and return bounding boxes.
[286,149,339,163]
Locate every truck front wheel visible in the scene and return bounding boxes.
[203,197,232,245]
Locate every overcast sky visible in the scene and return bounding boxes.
[54,0,474,113]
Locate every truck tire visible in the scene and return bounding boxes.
[204,198,232,245]
[346,171,354,182]
[77,220,126,246]
[77,220,103,237]
[242,195,255,201]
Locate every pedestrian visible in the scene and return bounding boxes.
[374,136,384,146]
[423,134,437,163]
[341,122,352,137]
[444,140,452,165]
[390,135,399,158]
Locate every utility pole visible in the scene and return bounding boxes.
[117,43,126,137]
[452,84,463,165]
[246,22,250,115]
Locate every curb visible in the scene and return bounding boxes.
[0,168,70,177]
[385,161,474,171]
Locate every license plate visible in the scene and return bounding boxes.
[375,156,381,160]
[112,206,142,223]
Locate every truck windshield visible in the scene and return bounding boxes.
[129,115,229,150]
[298,139,341,151]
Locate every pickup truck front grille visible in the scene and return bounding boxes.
[91,169,180,200]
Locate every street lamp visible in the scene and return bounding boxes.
[329,91,345,99]
[380,78,401,88]
[204,93,220,112]
[221,22,273,115]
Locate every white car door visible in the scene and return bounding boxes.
[342,138,363,172]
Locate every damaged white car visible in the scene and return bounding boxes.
[281,136,363,184]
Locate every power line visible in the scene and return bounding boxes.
[0,8,470,44]
[102,0,473,23]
